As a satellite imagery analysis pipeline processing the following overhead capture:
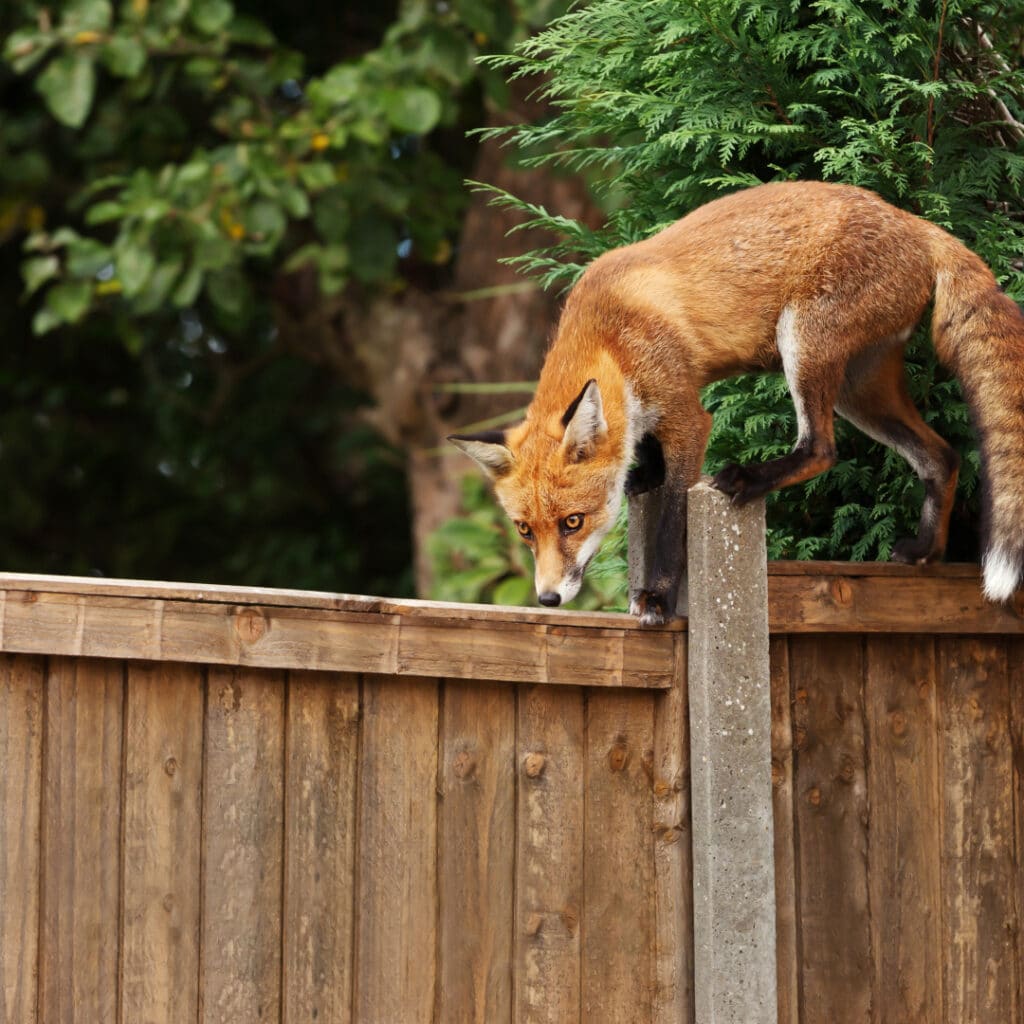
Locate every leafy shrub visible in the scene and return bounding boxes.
[478,0,1024,564]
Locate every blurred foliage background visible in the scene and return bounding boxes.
[3,1,1024,609]
[0,0,584,594]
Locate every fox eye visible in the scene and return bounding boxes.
[515,521,533,540]
[562,513,584,533]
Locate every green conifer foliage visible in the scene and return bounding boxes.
[482,0,1024,562]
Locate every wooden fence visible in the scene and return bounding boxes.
[0,559,1022,1023]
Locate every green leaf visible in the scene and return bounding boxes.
[41,280,93,329]
[312,188,349,240]
[115,240,156,298]
[101,35,147,77]
[4,29,56,74]
[36,52,97,128]
[379,87,443,134]
[65,0,113,31]
[311,66,360,106]
[206,265,249,316]
[134,258,183,314]
[172,262,203,307]
[279,184,310,219]
[22,256,60,297]
[244,199,286,242]
[65,238,111,277]
[298,161,337,191]
[492,575,533,607]
[85,200,125,224]
[190,0,234,35]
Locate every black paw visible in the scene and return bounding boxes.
[629,589,670,627]
[712,463,761,506]
[890,537,937,565]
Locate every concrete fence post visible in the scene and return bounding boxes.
[686,481,777,1024]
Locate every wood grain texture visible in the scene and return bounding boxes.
[0,655,44,1024]
[864,637,942,1024]
[40,657,124,1024]
[0,588,677,687]
[283,670,360,1024]
[121,661,204,1024]
[514,686,584,1024]
[437,680,516,1024]
[937,639,1017,1024]
[651,639,692,1024]
[354,675,439,1023]
[767,571,1024,634]
[1010,638,1024,1024]
[790,636,871,1024]
[769,638,798,1024]
[201,667,285,1024]
[582,690,657,1023]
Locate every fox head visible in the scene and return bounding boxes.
[449,379,627,608]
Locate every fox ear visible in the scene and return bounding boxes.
[561,379,606,462]
[448,429,515,479]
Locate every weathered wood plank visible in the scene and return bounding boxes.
[864,637,942,1023]
[514,686,584,1024]
[0,655,44,1024]
[40,657,124,1023]
[767,572,1024,634]
[121,661,204,1024]
[790,636,871,1024]
[651,639,691,1024]
[201,667,285,1024]
[1010,638,1024,1023]
[355,676,438,1022]
[0,571,679,630]
[582,690,657,1023]
[283,671,360,1024]
[0,589,677,687]
[937,639,1017,1024]
[437,680,516,1024]
[769,638,798,1024]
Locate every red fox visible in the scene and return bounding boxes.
[449,181,1024,624]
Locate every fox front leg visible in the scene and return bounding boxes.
[628,405,711,626]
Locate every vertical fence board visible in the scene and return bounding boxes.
[1010,638,1024,1023]
[283,670,360,1024]
[769,638,798,1024]
[355,676,439,1023]
[652,641,692,1024]
[937,639,1016,1024]
[582,690,656,1023]
[0,655,44,1024]
[202,667,285,1024]
[864,637,942,1023]
[514,685,584,1024]
[790,636,870,1024]
[438,680,516,1024]
[40,657,124,1024]
[122,662,204,1024]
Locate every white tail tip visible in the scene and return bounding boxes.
[982,547,1022,603]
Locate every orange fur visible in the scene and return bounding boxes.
[450,181,1024,621]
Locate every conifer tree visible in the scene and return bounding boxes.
[482,0,1024,562]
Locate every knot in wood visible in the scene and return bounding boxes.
[837,755,857,782]
[162,893,175,912]
[234,607,268,643]
[523,752,546,778]
[607,742,629,772]
[807,785,822,807]
[452,749,476,780]
[889,710,907,737]
[829,579,853,605]
[560,906,579,934]
[164,756,178,777]
[525,912,544,937]
[771,758,784,788]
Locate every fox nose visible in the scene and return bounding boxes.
[538,591,561,607]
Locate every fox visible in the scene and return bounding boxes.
[449,180,1024,625]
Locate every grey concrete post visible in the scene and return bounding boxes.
[686,481,777,1023]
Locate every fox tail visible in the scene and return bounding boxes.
[930,230,1024,602]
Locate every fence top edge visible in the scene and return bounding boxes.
[0,571,684,633]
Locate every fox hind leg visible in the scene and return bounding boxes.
[836,346,959,563]
[713,307,841,505]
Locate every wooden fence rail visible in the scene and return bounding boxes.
[1,549,1023,1023]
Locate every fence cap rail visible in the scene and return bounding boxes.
[0,572,682,688]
